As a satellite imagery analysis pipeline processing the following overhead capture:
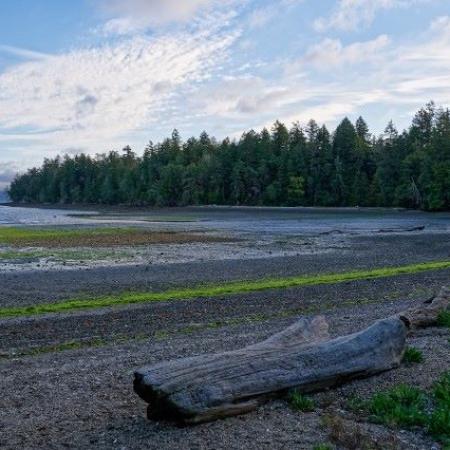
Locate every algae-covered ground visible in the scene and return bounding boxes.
[0,226,228,247]
[0,205,449,450]
[0,223,238,270]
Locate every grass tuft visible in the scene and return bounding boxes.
[433,371,450,405]
[312,445,333,450]
[353,373,450,446]
[429,372,450,446]
[438,311,450,328]
[346,395,368,413]
[402,346,424,364]
[367,384,427,428]
[0,260,449,319]
[288,390,315,412]
[429,407,450,446]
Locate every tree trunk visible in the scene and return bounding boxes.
[134,286,449,424]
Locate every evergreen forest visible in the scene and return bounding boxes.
[8,102,450,211]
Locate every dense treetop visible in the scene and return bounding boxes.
[8,102,450,210]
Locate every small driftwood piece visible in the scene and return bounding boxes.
[399,286,449,329]
[134,287,449,424]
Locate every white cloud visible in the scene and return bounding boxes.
[0,45,49,61]
[302,35,390,69]
[403,15,450,63]
[248,7,274,28]
[191,15,450,135]
[0,15,238,156]
[96,0,220,34]
[248,0,305,29]
[2,2,450,174]
[197,75,306,116]
[314,0,428,32]
[429,14,450,31]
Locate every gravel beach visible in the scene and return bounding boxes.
[0,206,449,450]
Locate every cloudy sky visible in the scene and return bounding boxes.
[0,0,450,187]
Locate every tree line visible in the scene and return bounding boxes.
[8,102,450,210]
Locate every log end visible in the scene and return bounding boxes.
[399,285,449,329]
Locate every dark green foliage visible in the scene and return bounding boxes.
[8,103,450,210]
[402,346,424,364]
[288,390,315,411]
[367,385,428,428]
[433,372,450,405]
[346,395,368,413]
[312,445,333,450]
[356,373,450,446]
[429,372,450,445]
[429,408,450,448]
[437,311,450,328]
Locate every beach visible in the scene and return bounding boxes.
[0,205,449,449]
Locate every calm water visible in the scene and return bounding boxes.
[174,207,450,236]
[0,205,89,225]
[1,205,449,237]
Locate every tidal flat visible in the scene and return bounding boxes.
[0,205,449,449]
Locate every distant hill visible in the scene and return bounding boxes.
[0,190,10,203]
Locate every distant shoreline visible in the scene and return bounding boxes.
[0,202,412,213]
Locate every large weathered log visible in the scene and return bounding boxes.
[135,316,406,423]
[134,287,449,424]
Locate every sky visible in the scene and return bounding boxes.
[0,0,450,188]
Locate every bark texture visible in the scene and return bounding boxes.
[134,286,449,424]
[399,286,449,328]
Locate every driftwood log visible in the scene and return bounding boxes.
[134,286,449,424]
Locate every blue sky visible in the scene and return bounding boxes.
[0,0,449,187]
